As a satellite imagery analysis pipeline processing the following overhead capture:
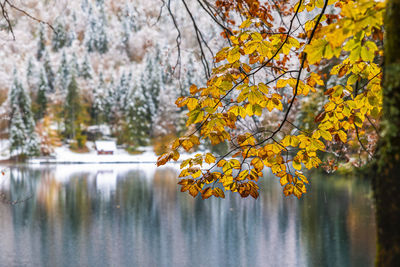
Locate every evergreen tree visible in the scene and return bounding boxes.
[84,5,108,54]
[117,72,131,111]
[26,58,35,81]
[80,54,93,80]
[70,53,80,77]
[124,83,150,147]
[9,108,25,156]
[103,78,124,135]
[121,4,138,50]
[121,18,130,49]
[85,6,97,53]
[8,71,39,156]
[103,78,115,125]
[67,15,76,47]
[161,54,173,86]
[35,68,49,120]
[81,0,89,12]
[123,4,140,32]
[57,51,70,94]
[63,74,81,139]
[140,53,162,134]
[43,51,55,92]
[26,57,36,91]
[95,0,104,7]
[51,19,68,52]
[153,84,178,137]
[95,6,108,54]
[103,72,131,137]
[91,73,105,124]
[37,24,46,60]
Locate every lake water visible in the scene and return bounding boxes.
[0,164,376,267]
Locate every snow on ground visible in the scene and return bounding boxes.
[0,139,10,160]
[29,142,154,164]
[0,138,209,167]
[27,141,199,165]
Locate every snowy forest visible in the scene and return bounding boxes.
[1,0,397,265]
[0,0,222,159]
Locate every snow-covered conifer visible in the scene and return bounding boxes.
[9,108,25,156]
[57,51,70,94]
[85,6,97,53]
[81,0,89,12]
[85,4,108,54]
[117,71,131,111]
[91,72,106,124]
[26,57,37,92]
[140,52,162,132]
[37,24,46,60]
[64,74,81,139]
[9,71,40,156]
[35,68,49,120]
[96,6,108,54]
[80,54,93,80]
[52,19,69,52]
[43,51,55,92]
[153,84,178,137]
[70,53,80,77]
[124,81,150,146]
[103,79,115,124]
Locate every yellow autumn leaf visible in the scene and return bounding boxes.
[295,171,309,184]
[186,98,198,111]
[324,101,336,112]
[227,47,240,63]
[240,32,250,42]
[230,159,241,169]
[281,135,299,147]
[293,182,306,199]
[293,160,302,170]
[205,153,216,164]
[240,18,252,28]
[319,129,332,141]
[251,157,264,172]
[213,187,225,198]
[337,130,347,143]
[186,109,204,125]
[304,39,328,64]
[244,41,259,54]
[188,185,200,197]
[181,139,193,151]
[276,79,288,88]
[258,83,269,94]
[283,184,294,196]
[201,187,213,199]
[280,173,292,186]
[251,32,263,42]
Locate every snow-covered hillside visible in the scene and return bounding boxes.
[0,0,227,159]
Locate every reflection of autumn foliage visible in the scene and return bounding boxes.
[153,168,179,201]
[36,115,62,155]
[36,170,62,217]
[1,167,376,266]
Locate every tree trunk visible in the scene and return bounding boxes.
[374,0,400,265]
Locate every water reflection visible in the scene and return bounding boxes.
[0,165,375,267]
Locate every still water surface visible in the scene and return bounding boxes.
[0,164,375,267]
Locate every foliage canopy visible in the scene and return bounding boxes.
[157,0,384,199]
